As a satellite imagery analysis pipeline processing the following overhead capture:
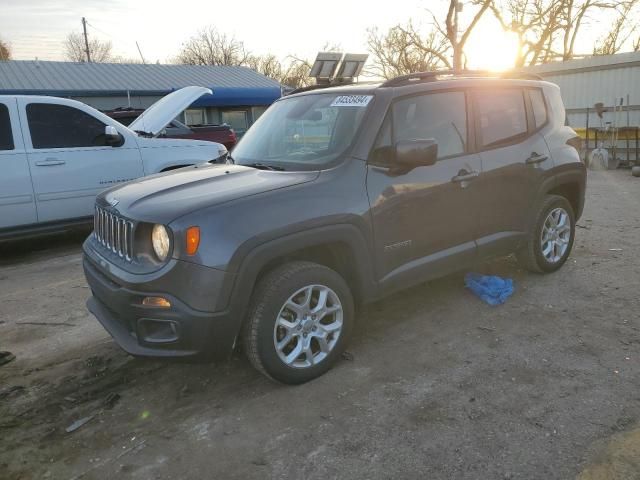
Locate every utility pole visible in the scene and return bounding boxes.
[82,17,91,63]
[453,1,463,72]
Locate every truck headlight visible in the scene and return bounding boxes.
[151,224,171,261]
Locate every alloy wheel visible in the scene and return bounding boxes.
[540,207,571,263]
[273,284,343,368]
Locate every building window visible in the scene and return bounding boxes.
[221,110,249,135]
[252,106,268,122]
[184,109,206,126]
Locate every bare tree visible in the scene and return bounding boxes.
[176,27,250,66]
[491,0,632,66]
[445,0,493,70]
[64,32,112,62]
[280,59,315,88]
[593,0,639,55]
[366,23,451,79]
[247,54,284,80]
[0,38,10,60]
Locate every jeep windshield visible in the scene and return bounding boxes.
[232,93,372,171]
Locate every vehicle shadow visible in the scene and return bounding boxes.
[0,228,90,267]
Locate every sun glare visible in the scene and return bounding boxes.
[464,17,520,71]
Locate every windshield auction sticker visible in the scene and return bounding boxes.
[331,95,373,107]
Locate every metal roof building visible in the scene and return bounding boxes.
[0,60,282,134]
[526,51,640,129]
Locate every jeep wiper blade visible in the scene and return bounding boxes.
[244,162,286,171]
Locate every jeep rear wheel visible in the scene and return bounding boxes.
[517,195,575,273]
[243,261,354,384]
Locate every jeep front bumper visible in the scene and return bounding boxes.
[83,242,240,360]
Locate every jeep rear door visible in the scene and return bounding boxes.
[18,99,143,223]
[0,98,37,230]
[366,89,483,290]
[471,87,554,257]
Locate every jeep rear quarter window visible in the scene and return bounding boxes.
[528,88,548,129]
[27,103,109,149]
[0,104,14,151]
[476,89,527,148]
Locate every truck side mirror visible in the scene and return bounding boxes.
[395,139,438,169]
[105,125,124,147]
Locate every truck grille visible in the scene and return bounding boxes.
[94,207,134,261]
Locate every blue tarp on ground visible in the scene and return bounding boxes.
[465,273,515,305]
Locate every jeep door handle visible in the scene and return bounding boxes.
[525,152,548,165]
[35,158,66,166]
[451,170,479,183]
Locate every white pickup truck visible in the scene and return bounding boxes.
[0,86,227,239]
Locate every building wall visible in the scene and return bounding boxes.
[527,52,640,130]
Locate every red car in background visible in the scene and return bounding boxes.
[104,108,238,150]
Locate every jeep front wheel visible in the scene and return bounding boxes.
[243,261,354,384]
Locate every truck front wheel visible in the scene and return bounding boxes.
[243,261,354,384]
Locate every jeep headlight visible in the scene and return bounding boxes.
[151,224,170,261]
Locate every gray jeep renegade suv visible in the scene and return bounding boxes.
[83,71,586,384]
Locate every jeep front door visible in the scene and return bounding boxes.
[366,90,483,290]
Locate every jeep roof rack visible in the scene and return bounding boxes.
[380,70,543,88]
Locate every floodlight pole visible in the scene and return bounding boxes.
[82,17,91,63]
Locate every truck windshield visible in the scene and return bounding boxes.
[232,93,372,171]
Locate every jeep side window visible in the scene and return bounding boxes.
[27,103,108,149]
[528,89,548,129]
[476,89,527,148]
[0,104,14,151]
[393,91,467,159]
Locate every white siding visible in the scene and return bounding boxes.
[526,52,640,129]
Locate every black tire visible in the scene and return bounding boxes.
[243,261,354,384]
[517,194,576,273]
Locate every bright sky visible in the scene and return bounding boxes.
[0,0,620,70]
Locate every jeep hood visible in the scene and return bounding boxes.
[129,86,211,137]
[101,164,319,224]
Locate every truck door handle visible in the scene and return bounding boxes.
[451,170,479,183]
[525,152,548,165]
[35,158,66,166]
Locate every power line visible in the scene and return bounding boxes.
[85,20,113,39]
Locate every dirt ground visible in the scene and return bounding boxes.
[1,169,640,480]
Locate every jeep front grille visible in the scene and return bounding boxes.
[94,206,134,261]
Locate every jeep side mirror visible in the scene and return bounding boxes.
[395,139,438,169]
[105,125,124,147]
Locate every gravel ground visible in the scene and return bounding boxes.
[1,169,639,480]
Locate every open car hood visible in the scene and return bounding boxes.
[128,86,212,137]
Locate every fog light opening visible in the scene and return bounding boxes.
[137,318,179,343]
[142,296,171,308]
